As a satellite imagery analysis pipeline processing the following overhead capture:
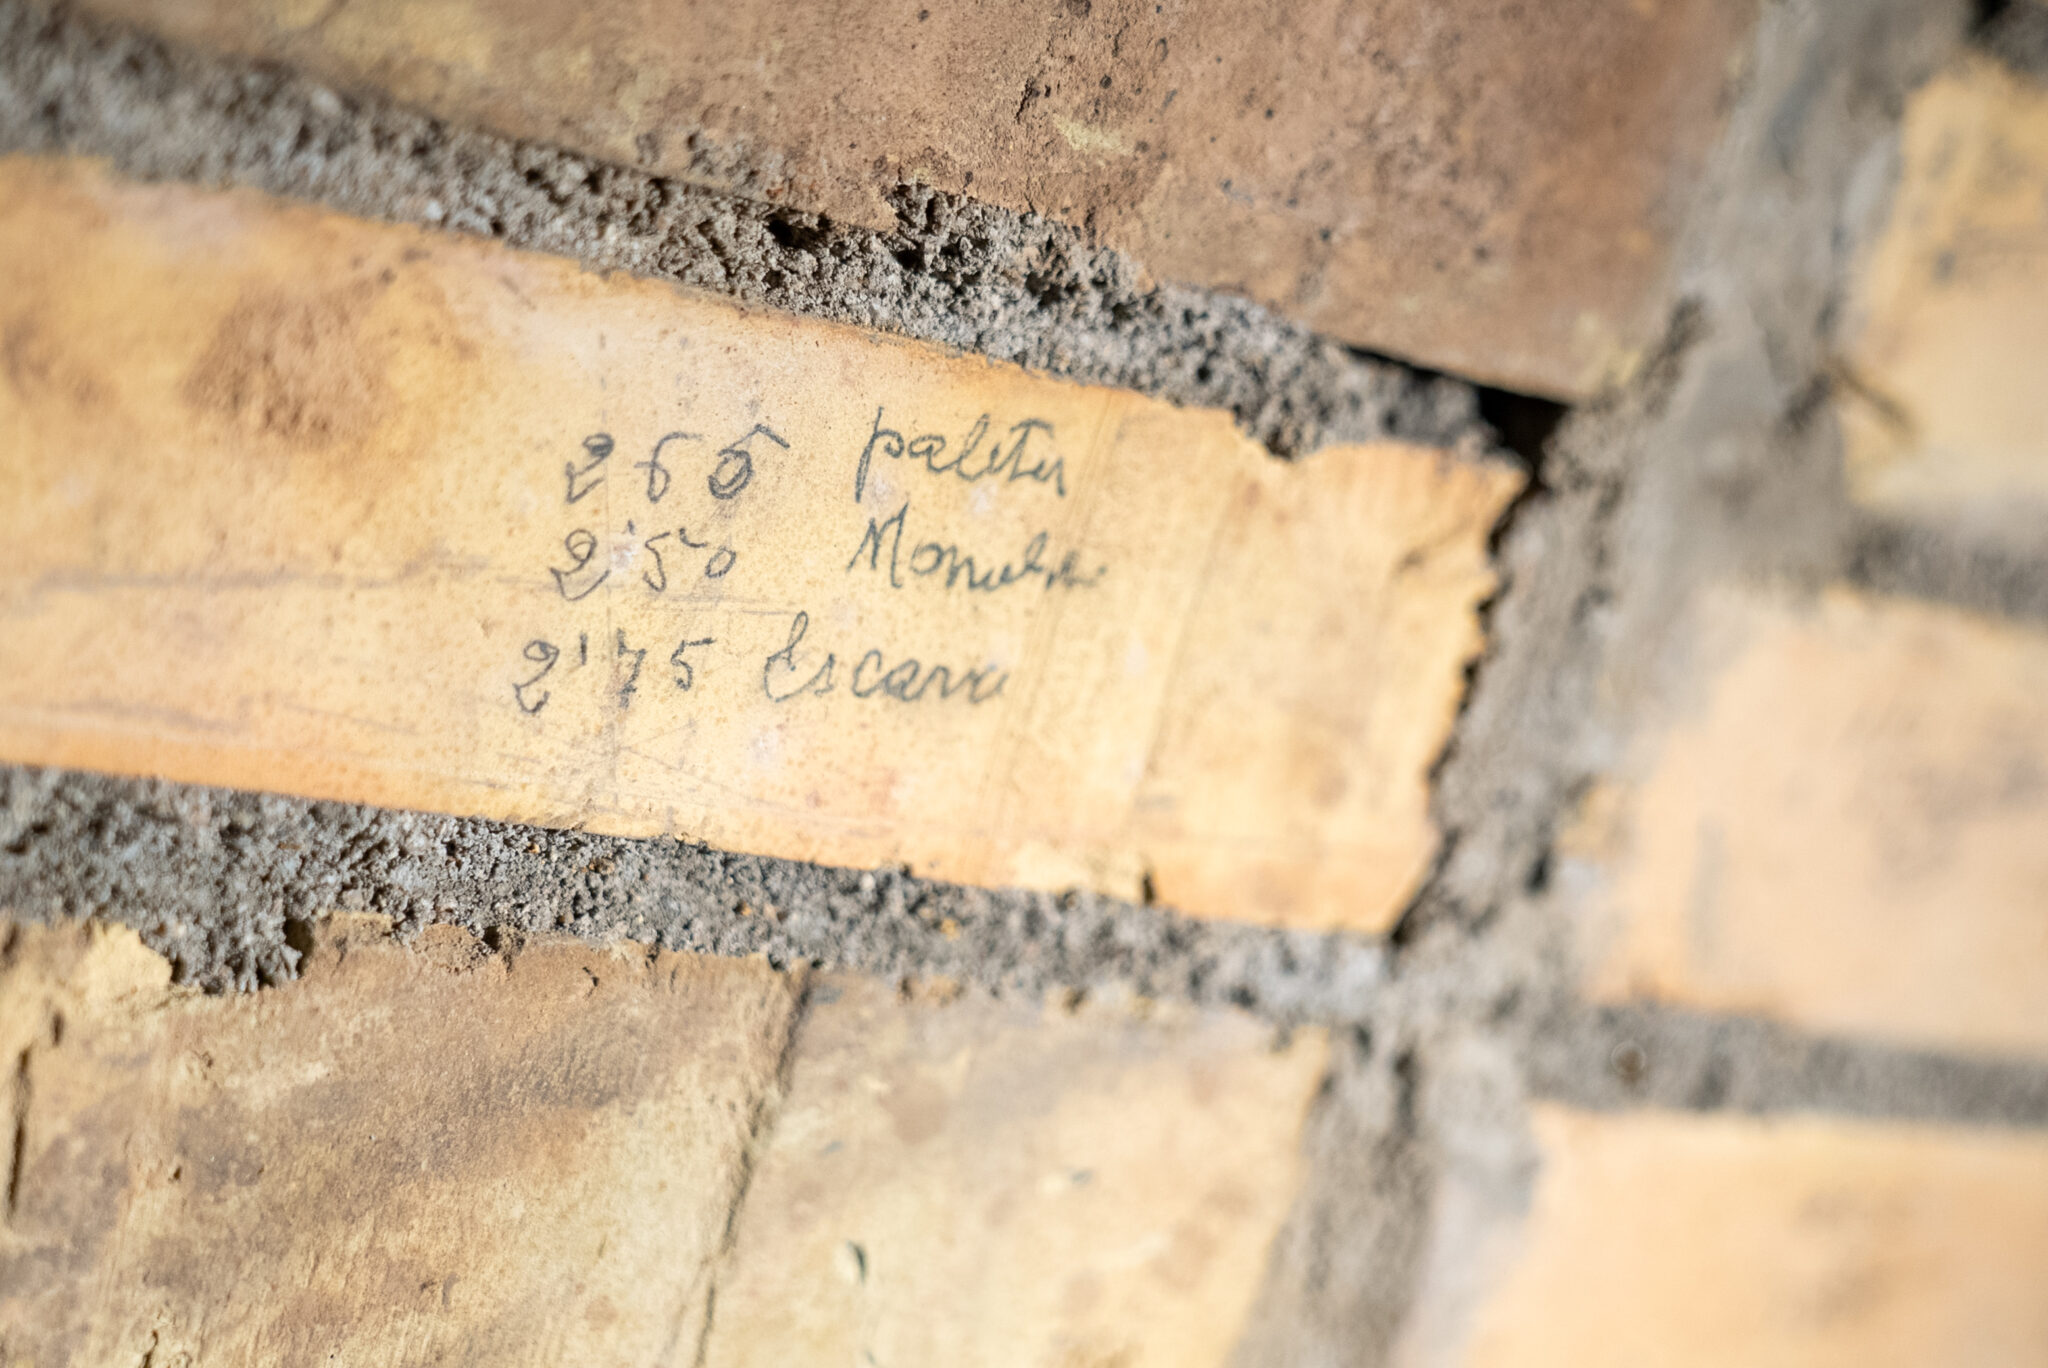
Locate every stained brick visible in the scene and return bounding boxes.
[1572,588,2048,1058]
[57,0,1757,397]
[0,919,1329,1364]
[0,156,1517,930]
[1411,1105,2048,1368]
[702,974,1328,1367]
[0,916,800,1366]
[1839,56,2048,547]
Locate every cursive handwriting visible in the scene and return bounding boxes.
[853,408,1065,504]
[762,610,1008,706]
[846,499,1106,594]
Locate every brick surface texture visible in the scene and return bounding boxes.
[3,0,2047,1363]
[54,0,1757,397]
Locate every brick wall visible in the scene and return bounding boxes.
[1,0,2045,1363]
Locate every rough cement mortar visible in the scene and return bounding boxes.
[1229,1032,1440,1368]
[0,765,1386,1021]
[10,760,2048,1129]
[0,0,1484,461]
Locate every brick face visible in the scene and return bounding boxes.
[1574,588,2048,1058]
[702,975,1328,1366]
[59,0,1756,397]
[0,916,800,1366]
[1426,1105,2048,1368]
[1840,55,2048,546]
[0,155,1516,931]
[0,918,1328,1365]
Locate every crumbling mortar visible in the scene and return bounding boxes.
[1229,1030,1440,1367]
[1384,299,1705,959]
[14,757,2048,1144]
[0,764,1390,1024]
[0,0,1487,462]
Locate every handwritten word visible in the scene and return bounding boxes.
[762,610,1008,706]
[846,499,1106,594]
[853,408,1065,504]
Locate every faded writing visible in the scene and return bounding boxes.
[846,499,1106,594]
[853,408,1068,504]
[507,403,1097,724]
[762,610,1008,706]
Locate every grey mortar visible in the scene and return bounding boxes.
[1408,0,2048,972]
[10,761,2048,1129]
[0,0,1483,461]
[0,764,1388,1021]
[1229,1032,1444,1368]
[1847,513,2048,622]
[1532,1002,2048,1129]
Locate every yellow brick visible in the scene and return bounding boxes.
[0,916,800,1366]
[701,974,1328,1367]
[1840,56,2048,541]
[0,155,1517,931]
[1430,1105,2048,1368]
[60,0,1755,398]
[1577,587,2048,1057]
